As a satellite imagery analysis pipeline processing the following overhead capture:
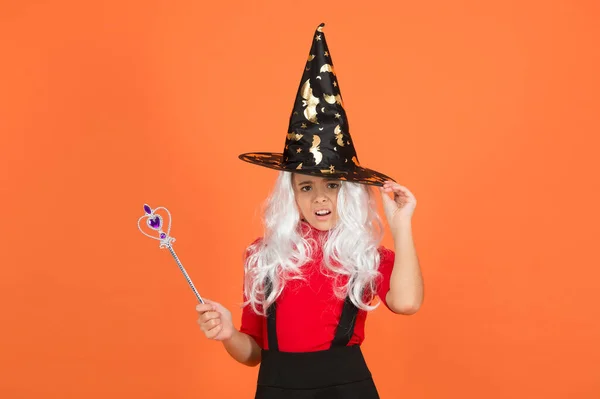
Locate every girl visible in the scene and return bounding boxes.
[197,23,423,398]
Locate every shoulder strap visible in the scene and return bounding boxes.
[264,278,279,351]
[331,296,360,347]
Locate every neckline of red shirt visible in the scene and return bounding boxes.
[299,221,331,239]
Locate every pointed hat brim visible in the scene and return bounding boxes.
[238,152,394,187]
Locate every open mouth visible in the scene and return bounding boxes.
[314,209,332,218]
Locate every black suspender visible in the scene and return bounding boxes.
[264,279,279,351]
[331,296,359,347]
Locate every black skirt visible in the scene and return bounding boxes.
[255,345,380,399]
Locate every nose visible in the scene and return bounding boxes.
[312,186,328,203]
[313,196,327,204]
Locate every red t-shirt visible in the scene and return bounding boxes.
[240,224,395,353]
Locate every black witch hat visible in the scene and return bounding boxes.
[239,23,394,186]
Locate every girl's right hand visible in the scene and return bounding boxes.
[196,299,235,341]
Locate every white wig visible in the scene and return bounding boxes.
[243,171,385,316]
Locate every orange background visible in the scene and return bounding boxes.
[1,0,599,398]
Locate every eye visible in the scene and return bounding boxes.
[327,182,340,189]
[300,186,312,192]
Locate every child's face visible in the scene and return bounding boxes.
[292,173,341,231]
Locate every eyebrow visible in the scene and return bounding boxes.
[296,179,339,186]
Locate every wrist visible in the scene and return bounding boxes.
[219,327,236,344]
[392,219,412,233]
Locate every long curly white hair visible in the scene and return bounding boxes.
[243,171,385,316]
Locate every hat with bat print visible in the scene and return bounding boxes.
[238,23,394,186]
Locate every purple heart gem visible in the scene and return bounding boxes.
[160,233,166,239]
[144,204,152,214]
[148,216,161,229]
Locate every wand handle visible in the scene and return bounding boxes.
[167,244,204,304]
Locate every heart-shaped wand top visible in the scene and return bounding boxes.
[138,204,174,247]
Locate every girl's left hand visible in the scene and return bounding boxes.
[379,181,417,231]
